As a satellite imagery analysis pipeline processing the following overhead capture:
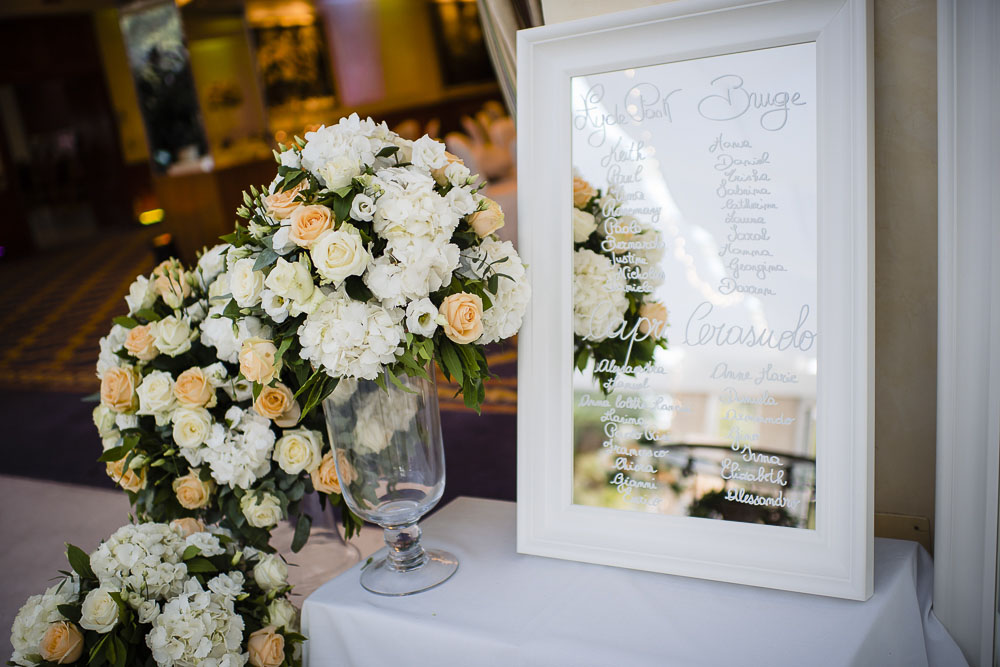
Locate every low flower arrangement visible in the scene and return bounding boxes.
[216,113,530,413]
[94,253,360,552]
[570,173,668,391]
[8,520,302,667]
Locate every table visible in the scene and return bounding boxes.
[303,497,967,666]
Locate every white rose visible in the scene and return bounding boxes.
[350,193,375,221]
[267,598,298,631]
[80,587,119,633]
[125,275,155,315]
[573,208,598,243]
[197,244,229,287]
[444,162,472,186]
[279,149,300,169]
[231,257,265,308]
[172,407,213,449]
[410,135,448,170]
[311,224,371,286]
[136,371,177,424]
[405,298,440,337]
[253,554,289,592]
[273,428,323,475]
[264,257,315,303]
[93,405,118,438]
[240,492,283,529]
[151,315,195,357]
[261,289,289,324]
[317,154,361,190]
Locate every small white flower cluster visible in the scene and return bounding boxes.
[573,248,628,342]
[146,577,246,667]
[9,580,79,667]
[89,522,194,605]
[199,406,277,489]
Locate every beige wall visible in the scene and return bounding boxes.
[543,0,940,538]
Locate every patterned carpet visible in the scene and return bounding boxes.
[0,229,518,502]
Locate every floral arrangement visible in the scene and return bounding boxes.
[216,113,530,414]
[570,172,668,391]
[94,252,360,552]
[9,520,302,667]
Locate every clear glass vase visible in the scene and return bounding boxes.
[322,369,458,595]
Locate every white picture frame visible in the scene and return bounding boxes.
[516,0,873,600]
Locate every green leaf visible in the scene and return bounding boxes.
[575,347,590,372]
[386,366,417,394]
[184,557,218,574]
[376,145,399,158]
[332,194,351,223]
[112,316,138,329]
[57,603,82,623]
[98,445,129,463]
[344,276,373,302]
[291,513,312,553]
[66,544,96,580]
[181,545,201,560]
[253,248,280,272]
[439,340,463,385]
[135,308,162,322]
[332,185,354,198]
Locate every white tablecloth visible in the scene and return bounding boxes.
[303,497,967,666]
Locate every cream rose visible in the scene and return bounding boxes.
[468,197,505,238]
[336,449,358,486]
[273,428,323,475]
[170,517,205,537]
[172,469,215,509]
[253,553,289,591]
[254,383,300,427]
[126,275,155,315]
[106,457,146,493]
[172,407,213,449]
[92,405,118,438]
[317,154,361,190]
[263,180,307,220]
[241,492,283,529]
[264,257,315,304]
[310,224,371,286]
[248,626,285,667]
[573,176,597,208]
[151,315,194,357]
[638,301,669,337]
[231,258,265,308]
[38,621,84,664]
[310,452,341,494]
[174,367,215,408]
[266,599,299,632]
[288,204,334,249]
[239,337,279,384]
[136,370,177,421]
[439,292,484,344]
[100,367,137,413]
[80,587,119,634]
[123,324,158,361]
[572,208,598,243]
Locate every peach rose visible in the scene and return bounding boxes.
[310,452,341,494]
[439,293,483,344]
[124,324,158,361]
[248,626,285,667]
[467,198,505,238]
[172,470,215,510]
[263,180,308,220]
[240,338,279,384]
[100,367,137,413]
[170,517,205,537]
[39,621,84,664]
[106,457,147,493]
[638,302,669,337]
[174,367,215,408]
[573,176,597,208]
[254,382,300,427]
[289,204,334,249]
[336,449,357,486]
[431,151,464,184]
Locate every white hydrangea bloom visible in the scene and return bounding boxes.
[473,238,532,344]
[364,238,459,309]
[200,306,272,364]
[573,248,628,342]
[371,167,459,247]
[146,578,246,667]
[297,287,404,380]
[201,408,275,489]
[89,523,189,605]
[10,579,79,667]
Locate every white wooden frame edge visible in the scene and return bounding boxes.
[516,0,873,600]
[933,0,1000,664]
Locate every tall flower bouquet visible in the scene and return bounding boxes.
[216,113,530,413]
[94,253,359,552]
[571,173,669,391]
[8,520,303,667]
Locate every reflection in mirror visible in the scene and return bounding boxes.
[571,44,818,529]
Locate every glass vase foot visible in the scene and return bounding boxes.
[360,548,459,596]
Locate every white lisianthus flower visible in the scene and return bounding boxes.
[444,161,472,186]
[253,554,289,591]
[201,410,275,489]
[311,224,372,286]
[264,256,315,304]
[267,598,299,631]
[273,428,323,475]
[260,289,290,324]
[271,225,297,255]
[125,275,155,315]
[240,491,283,529]
[573,248,628,342]
[279,149,300,169]
[410,135,449,170]
[151,315,195,357]
[197,243,229,288]
[445,185,477,217]
[573,208,598,243]
[136,370,177,425]
[172,407,213,451]
[80,587,119,633]
[473,238,531,344]
[230,257,265,308]
[405,298,440,337]
[350,193,375,221]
